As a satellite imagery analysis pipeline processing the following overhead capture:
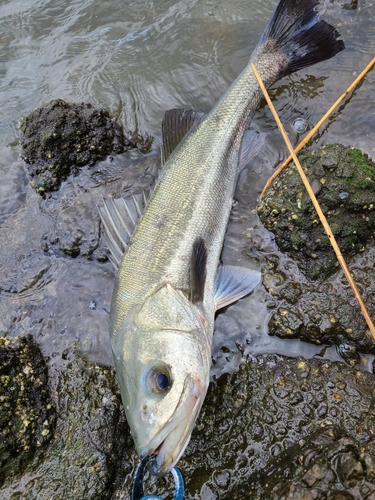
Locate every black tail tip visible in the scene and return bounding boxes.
[260,0,345,77]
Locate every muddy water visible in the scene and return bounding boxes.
[0,0,375,376]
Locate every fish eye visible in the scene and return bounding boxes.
[145,365,172,393]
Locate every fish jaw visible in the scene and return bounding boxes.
[138,373,205,477]
[111,286,212,477]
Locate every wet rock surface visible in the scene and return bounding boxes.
[0,149,160,366]
[2,348,375,499]
[237,426,375,499]
[39,150,159,260]
[0,336,55,487]
[180,356,375,499]
[257,144,375,353]
[19,99,153,194]
[261,248,375,355]
[258,144,375,281]
[0,347,132,500]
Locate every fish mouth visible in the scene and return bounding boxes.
[139,375,203,477]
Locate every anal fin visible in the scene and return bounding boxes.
[239,130,267,171]
[214,265,261,310]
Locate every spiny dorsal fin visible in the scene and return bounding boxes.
[214,265,261,310]
[190,238,207,304]
[162,109,206,164]
[97,190,150,270]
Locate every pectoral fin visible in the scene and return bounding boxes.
[98,191,150,270]
[214,265,261,311]
[190,238,207,304]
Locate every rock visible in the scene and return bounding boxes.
[118,355,375,499]
[18,99,153,194]
[0,336,55,486]
[257,144,375,353]
[0,347,133,499]
[1,348,375,499]
[261,249,375,353]
[258,144,375,281]
[237,425,375,499]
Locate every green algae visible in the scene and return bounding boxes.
[258,144,375,281]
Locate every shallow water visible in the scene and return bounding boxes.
[0,0,375,376]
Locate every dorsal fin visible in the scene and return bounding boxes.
[97,190,150,270]
[190,238,207,304]
[214,265,261,310]
[162,109,206,164]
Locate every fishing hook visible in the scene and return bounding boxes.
[131,455,184,500]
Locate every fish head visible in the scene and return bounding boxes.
[111,283,211,476]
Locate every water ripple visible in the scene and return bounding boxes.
[0,0,374,370]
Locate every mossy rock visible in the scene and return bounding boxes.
[0,347,133,499]
[1,346,375,499]
[0,336,56,486]
[258,144,375,281]
[18,99,153,194]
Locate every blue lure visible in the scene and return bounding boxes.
[131,456,184,500]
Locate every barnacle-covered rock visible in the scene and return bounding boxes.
[257,144,375,352]
[0,348,132,499]
[0,336,55,486]
[258,144,375,281]
[1,350,375,499]
[19,99,153,194]
[262,252,375,354]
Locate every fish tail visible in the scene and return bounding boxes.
[257,0,345,77]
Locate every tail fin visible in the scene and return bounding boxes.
[258,0,345,77]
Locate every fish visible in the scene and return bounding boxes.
[98,0,344,478]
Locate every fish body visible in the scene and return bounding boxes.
[99,0,344,477]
